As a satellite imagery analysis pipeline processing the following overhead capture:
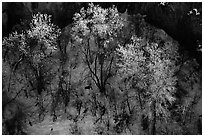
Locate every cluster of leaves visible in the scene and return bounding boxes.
[28,13,60,53]
[117,36,179,129]
[72,3,124,42]
[3,13,61,64]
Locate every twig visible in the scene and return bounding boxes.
[4,87,24,107]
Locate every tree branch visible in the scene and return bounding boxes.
[104,55,114,86]
[84,39,101,88]
[4,85,25,107]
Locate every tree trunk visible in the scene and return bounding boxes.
[126,95,131,115]
[150,100,156,135]
[92,92,97,116]
[138,91,143,109]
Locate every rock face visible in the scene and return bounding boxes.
[177,59,202,134]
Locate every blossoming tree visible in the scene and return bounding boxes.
[72,3,124,96]
[3,13,61,120]
[117,36,179,134]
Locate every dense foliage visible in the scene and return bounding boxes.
[117,36,179,134]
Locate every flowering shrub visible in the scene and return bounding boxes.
[117,36,180,133]
[3,13,61,64]
[72,3,124,46]
[71,3,125,95]
[28,13,60,53]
